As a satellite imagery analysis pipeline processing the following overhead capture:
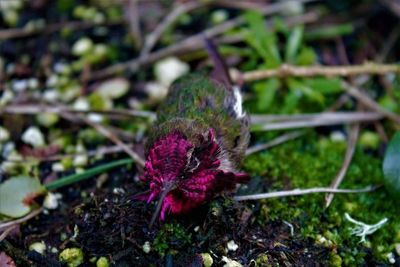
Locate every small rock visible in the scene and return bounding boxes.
[29,241,46,254]
[43,192,62,210]
[0,126,10,142]
[97,78,129,99]
[28,78,39,89]
[73,97,90,111]
[12,79,29,92]
[154,57,189,87]
[36,113,59,127]
[43,89,60,102]
[227,240,239,252]
[330,131,346,142]
[72,38,94,56]
[0,90,14,106]
[52,162,65,172]
[145,82,168,104]
[396,243,400,256]
[87,113,104,123]
[22,126,45,147]
[142,241,151,254]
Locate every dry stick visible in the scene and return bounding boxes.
[234,185,379,201]
[0,226,17,242]
[240,63,400,82]
[246,131,304,156]
[124,0,142,49]
[140,1,205,57]
[0,208,43,231]
[0,104,156,120]
[252,113,383,131]
[61,112,145,167]
[325,124,360,207]
[342,81,400,125]
[90,0,318,80]
[250,111,382,124]
[0,20,122,40]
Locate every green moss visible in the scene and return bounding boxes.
[59,247,84,267]
[243,131,400,265]
[153,223,192,256]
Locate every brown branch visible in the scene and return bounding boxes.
[342,81,400,125]
[140,1,205,57]
[240,63,400,82]
[0,104,156,120]
[325,124,360,207]
[0,208,43,231]
[0,20,122,40]
[251,112,383,131]
[124,0,142,49]
[90,0,319,80]
[60,112,146,168]
[246,131,304,156]
[234,185,380,201]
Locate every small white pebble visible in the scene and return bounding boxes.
[43,192,62,210]
[29,241,46,254]
[73,97,90,111]
[12,79,29,92]
[330,131,346,142]
[46,75,59,87]
[112,188,125,195]
[22,126,45,147]
[52,162,65,172]
[28,78,39,89]
[43,89,60,102]
[387,252,395,264]
[72,38,94,56]
[51,247,58,253]
[142,241,151,254]
[145,82,168,104]
[227,240,239,252]
[154,57,189,87]
[0,126,10,142]
[194,226,200,232]
[87,113,104,123]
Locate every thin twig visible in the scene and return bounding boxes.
[0,104,156,120]
[325,124,360,207]
[251,112,383,131]
[246,131,304,156]
[0,208,43,231]
[0,226,17,242]
[90,1,318,80]
[0,20,122,40]
[141,1,205,57]
[61,112,146,167]
[234,185,380,201]
[250,111,382,124]
[342,81,400,124]
[240,63,400,82]
[124,0,142,49]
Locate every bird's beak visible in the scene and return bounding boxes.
[149,182,175,228]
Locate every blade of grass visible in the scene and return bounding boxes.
[45,158,133,190]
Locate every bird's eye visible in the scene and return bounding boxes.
[186,156,200,173]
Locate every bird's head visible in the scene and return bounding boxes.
[139,128,248,225]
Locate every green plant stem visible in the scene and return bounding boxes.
[45,158,133,191]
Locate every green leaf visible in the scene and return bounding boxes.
[287,78,325,104]
[0,176,45,218]
[45,158,133,190]
[305,23,354,41]
[383,132,400,197]
[253,79,280,112]
[285,25,304,63]
[295,47,317,66]
[243,11,281,68]
[302,77,343,95]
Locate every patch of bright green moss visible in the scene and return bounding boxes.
[243,131,400,265]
